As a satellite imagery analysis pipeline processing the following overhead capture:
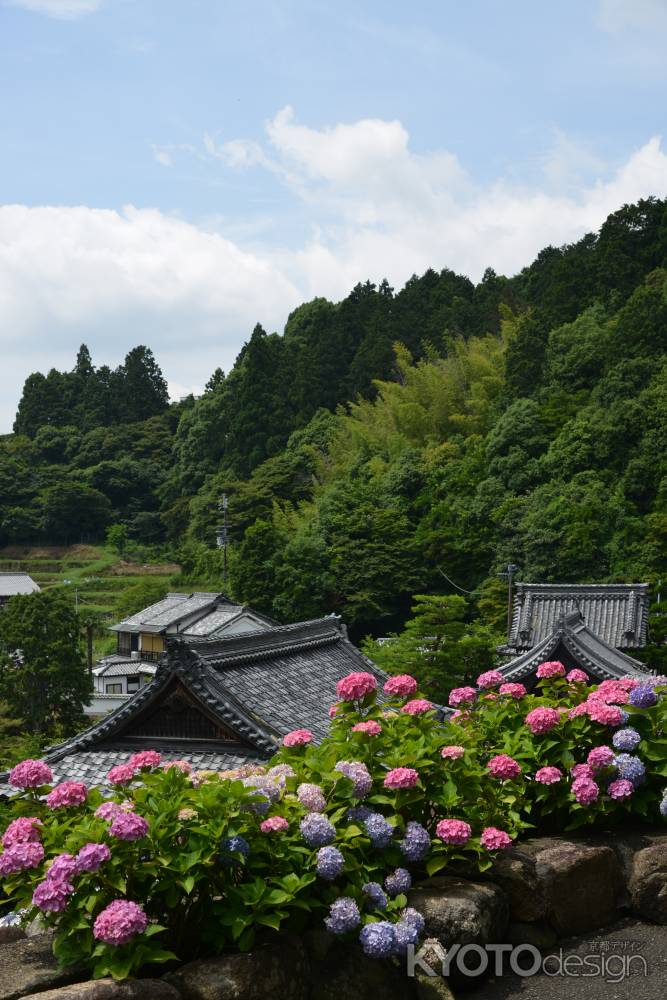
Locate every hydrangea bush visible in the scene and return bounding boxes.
[0,666,665,979]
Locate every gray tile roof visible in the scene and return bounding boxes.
[110,592,228,634]
[96,660,158,678]
[0,572,40,597]
[508,583,649,651]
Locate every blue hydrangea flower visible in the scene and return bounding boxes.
[613,753,646,787]
[629,685,658,709]
[347,805,373,823]
[363,813,393,848]
[660,792,667,818]
[220,835,250,866]
[616,709,630,726]
[334,760,372,798]
[400,821,430,861]
[359,920,396,957]
[362,882,388,910]
[401,907,425,933]
[385,867,412,896]
[316,846,344,881]
[300,813,336,847]
[612,727,641,752]
[324,896,360,934]
[392,918,421,954]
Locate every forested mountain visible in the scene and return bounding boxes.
[2,197,667,649]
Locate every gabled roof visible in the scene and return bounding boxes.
[180,605,277,638]
[0,572,40,597]
[499,610,650,685]
[110,591,232,634]
[507,583,649,651]
[95,659,158,678]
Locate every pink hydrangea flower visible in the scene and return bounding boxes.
[0,841,44,875]
[487,755,522,781]
[77,843,111,873]
[9,759,53,789]
[95,801,124,821]
[109,812,149,841]
[608,779,634,800]
[569,702,589,719]
[587,746,615,771]
[436,819,472,845]
[571,763,595,781]
[260,816,289,833]
[572,776,599,805]
[586,701,623,727]
[440,745,465,759]
[128,750,161,770]
[46,781,88,809]
[2,816,42,849]
[283,729,314,747]
[46,853,80,882]
[107,763,137,785]
[476,670,504,689]
[448,687,477,707]
[617,677,640,691]
[483,692,499,701]
[498,682,526,699]
[328,704,339,719]
[32,878,73,913]
[162,760,193,774]
[588,681,629,705]
[178,808,197,821]
[536,660,566,680]
[384,767,419,790]
[566,669,589,684]
[93,900,148,946]
[383,674,418,697]
[481,827,512,850]
[336,672,378,701]
[535,766,562,785]
[352,720,382,736]
[401,699,433,716]
[525,707,561,735]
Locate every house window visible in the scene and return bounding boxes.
[117,633,131,655]
[105,683,123,694]
[126,675,140,693]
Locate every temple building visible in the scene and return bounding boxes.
[498,583,651,686]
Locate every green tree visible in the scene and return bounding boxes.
[106,522,129,556]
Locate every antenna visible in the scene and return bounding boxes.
[215,494,230,588]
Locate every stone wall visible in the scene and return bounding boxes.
[1,831,664,1000]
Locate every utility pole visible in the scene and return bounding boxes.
[498,563,519,642]
[215,494,230,588]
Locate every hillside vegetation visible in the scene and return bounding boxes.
[2,196,667,656]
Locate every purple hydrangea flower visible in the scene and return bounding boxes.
[316,846,344,880]
[612,728,641,752]
[629,685,658,709]
[46,853,79,882]
[32,879,73,913]
[401,907,425,933]
[220,835,250,865]
[616,710,630,726]
[109,812,149,841]
[300,813,336,847]
[363,813,393,848]
[359,920,396,957]
[362,882,388,910]
[297,783,327,812]
[399,821,430,861]
[613,753,646,787]
[393,918,421,954]
[77,843,111,873]
[385,867,412,896]
[324,896,360,934]
[334,761,372,798]
[347,805,373,823]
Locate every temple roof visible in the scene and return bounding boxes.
[507,583,649,652]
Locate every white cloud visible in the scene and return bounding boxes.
[6,0,102,18]
[597,0,667,34]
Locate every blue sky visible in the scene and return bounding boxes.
[1,0,667,430]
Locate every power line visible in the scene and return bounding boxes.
[436,567,476,595]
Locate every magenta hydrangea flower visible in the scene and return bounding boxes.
[525,707,561,735]
[384,767,419,790]
[401,699,433,716]
[32,878,73,913]
[498,682,526,699]
[571,763,595,781]
[587,746,615,771]
[617,677,640,691]
[383,674,418,697]
[535,766,562,785]
[536,660,566,680]
[436,819,472,845]
[283,729,314,747]
[128,750,161,770]
[77,843,111,873]
[487,754,522,780]
[476,670,504,689]
[260,816,289,833]
[46,853,79,882]
[569,702,589,719]
[95,801,124,821]
[448,686,477,707]
[586,701,623,727]
[0,841,44,875]
[572,776,599,805]
[567,669,589,684]
[589,680,630,705]
[107,763,137,785]
[9,759,53,789]
[93,899,148,946]
[46,781,87,809]
[2,816,42,849]
[109,812,149,841]
[352,720,382,736]
[440,745,465,759]
[336,672,378,701]
[297,783,327,812]
[481,827,512,850]
[607,779,634,800]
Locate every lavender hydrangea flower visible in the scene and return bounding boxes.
[243,775,282,803]
[613,753,646,787]
[399,821,430,862]
[616,710,630,726]
[629,685,658,709]
[316,846,344,880]
[385,867,412,896]
[401,907,425,933]
[297,783,327,812]
[347,805,373,823]
[300,813,336,847]
[334,761,372,798]
[393,918,421,954]
[362,882,388,910]
[359,920,396,957]
[324,896,360,934]
[612,728,641,752]
[220,835,250,866]
[363,813,393,848]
